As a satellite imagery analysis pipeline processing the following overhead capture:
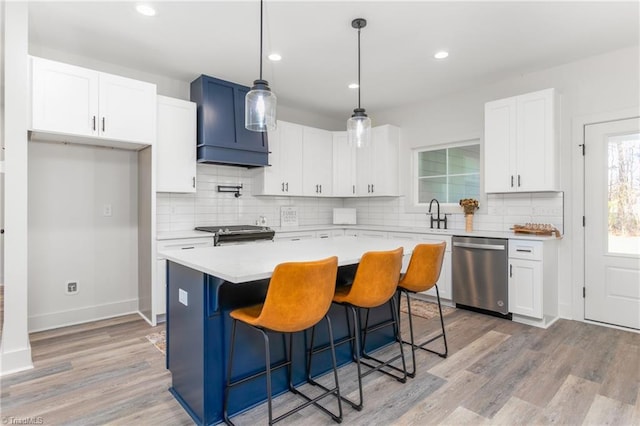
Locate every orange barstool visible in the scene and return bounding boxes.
[397,242,448,377]
[309,247,407,411]
[223,257,342,425]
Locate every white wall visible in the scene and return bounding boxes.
[27,142,139,331]
[372,45,640,319]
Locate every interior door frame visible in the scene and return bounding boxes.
[571,107,640,325]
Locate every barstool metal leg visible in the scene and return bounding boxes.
[400,286,448,372]
[223,319,238,426]
[359,296,408,384]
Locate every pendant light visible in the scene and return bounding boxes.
[347,18,371,148]
[245,0,277,132]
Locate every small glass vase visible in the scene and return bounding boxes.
[465,214,474,232]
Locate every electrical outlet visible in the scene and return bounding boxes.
[66,281,79,295]
[103,204,112,217]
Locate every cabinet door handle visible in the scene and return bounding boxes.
[367,184,370,193]
[516,248,532,253]
[315,184,319,193]
[281,182,285,192]
[371,184,374,193]
[511,175,514,187]
[510,264,513,277]
[192,177,196,188]
[286,182,289,192]
[92,116,96,131]
[518,175,521,187]
[352,185,355,194]
[319,184,322,193]
[101,117,106,132]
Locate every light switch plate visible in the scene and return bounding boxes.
[179,288,188,306]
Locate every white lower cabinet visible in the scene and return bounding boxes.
[509,258,542,318]
[352,230,388,239]
[155,236,214,319]
[508,239,558,327]
[274,230,318,242]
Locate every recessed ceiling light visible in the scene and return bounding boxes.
[434,51,449,59]
[348,83,359,89]
[268,53,282,62]
[136,4,156,17]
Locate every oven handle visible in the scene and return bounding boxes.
[453,242,506,251]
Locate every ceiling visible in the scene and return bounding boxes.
[28,1,640,121]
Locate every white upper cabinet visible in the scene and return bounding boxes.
[356,124,400,196]
[31,57,99,138]
[98,73,156,144]
[30,56,156,148]
[302,126,333,196]
[332,131,357,197]
[156,96,197,193]
[253,122,399,198]
[484,88,559,193]
[253,120,303,195]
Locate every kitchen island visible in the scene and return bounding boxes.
[161,236,418,426]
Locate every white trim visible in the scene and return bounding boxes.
[28,299,139,332]
[138,310,155,326]
[584,319,640,334]
[0,346,33,376]
[571,106,640,323]
[0,161,5,174]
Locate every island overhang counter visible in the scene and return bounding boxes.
[161,236,419,426]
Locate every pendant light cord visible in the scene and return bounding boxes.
[259,0,264,80]
[357,25,361,109]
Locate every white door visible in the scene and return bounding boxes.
[584,117,640,330]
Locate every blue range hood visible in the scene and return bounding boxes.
[191,74,269,167]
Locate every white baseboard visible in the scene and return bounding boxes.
[28,298,138,332]
[0,346,33,376]
[558,302,573,320]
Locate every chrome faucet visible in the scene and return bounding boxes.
[428,198,447,229]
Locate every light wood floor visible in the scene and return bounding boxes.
[1,306,639,425]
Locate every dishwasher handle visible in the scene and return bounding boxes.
[453,241,506,251]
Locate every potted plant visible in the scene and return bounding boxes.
[459,198,479,231]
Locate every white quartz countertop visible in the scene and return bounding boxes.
[157,225,560,241]
[160,236,418,283]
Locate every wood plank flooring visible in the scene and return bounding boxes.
[1,305,639,425]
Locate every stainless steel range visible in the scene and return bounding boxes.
[195,225,275,246]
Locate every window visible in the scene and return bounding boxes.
[414,141,480,205]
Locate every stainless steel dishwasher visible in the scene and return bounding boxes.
[452,236,509,316]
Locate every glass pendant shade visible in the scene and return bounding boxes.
[245,79,277,132]
[347,108,371,148]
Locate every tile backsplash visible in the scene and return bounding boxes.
[343,192,564,233]
[156,165,344,232]
[157,164,564,234]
